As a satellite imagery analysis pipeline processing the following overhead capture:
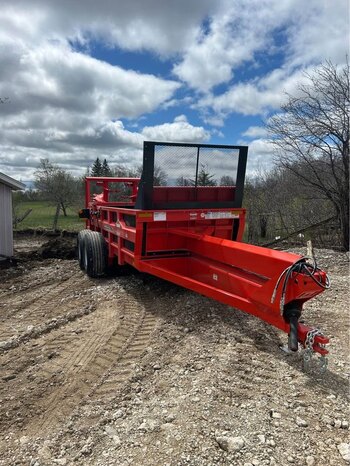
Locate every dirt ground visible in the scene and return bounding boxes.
[0,237,349,466]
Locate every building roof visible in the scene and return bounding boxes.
[0,172,26,191]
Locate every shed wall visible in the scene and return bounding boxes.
[0,183,13,257]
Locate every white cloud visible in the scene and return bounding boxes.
[0,114,210,179]
[196,66,318,119]
[1,0,215,55]
[242,126,268,138]
[0,35,182,179]
[142,115,210,142]
[4,0,347,92]
[173,0,301,91]
[285,0,349,68]
[243,138,275,175]
[174,0,348,93]
[0,41,180,120]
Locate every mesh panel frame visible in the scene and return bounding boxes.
[153,144,240,187]
[135,141,248,209]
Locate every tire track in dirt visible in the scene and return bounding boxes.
[1,273,85,316]
[0,301,108,431]
[0,261,77,295]
[0,275,91,343]
[26,291,158,437]
[91,310,158,401]
[0,273,71,298]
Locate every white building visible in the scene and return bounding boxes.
[0,172,26,257]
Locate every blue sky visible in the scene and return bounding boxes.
[0,0,348,181]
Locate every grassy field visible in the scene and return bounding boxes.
[14,201,85,231]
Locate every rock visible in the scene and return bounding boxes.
[165,414,176,423]
[53,459,67,465]
[2,374,16,381]
[337,443,350,463]
[105,425,118,437]
[161,423,175,432]
[138,419,159,432]
[322,414,332,425]
[257,434,266,443]
[38,445,51,460]
[112,435,121,446]
[113,409,124,420]
[306,456,315,465]
[80,444,92,456]
[333,419,342,428]
[296,417,308,427]
[19,436,29,445]
[287,456,295,463]
[216,436,245,452]
[270,411,281,419]
[342,420,349,429]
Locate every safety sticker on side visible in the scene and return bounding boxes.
[201,211,240,220]
[154,212,167,221]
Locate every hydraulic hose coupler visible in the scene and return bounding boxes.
[283,303,302,352]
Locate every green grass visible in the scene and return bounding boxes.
[14,201,85,231]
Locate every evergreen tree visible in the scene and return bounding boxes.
[196,165,217,186]
[102,158,112,176]
[176,176,192,186]
[91,157,102,176]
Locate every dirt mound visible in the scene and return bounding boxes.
[36,236,76,259]
[11,236,77,262]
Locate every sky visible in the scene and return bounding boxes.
[0,0,348,182]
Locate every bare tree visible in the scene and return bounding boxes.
[35,159,77,229]
[267,59,349,250]
[220,175,235,186]
[244,167,335,244]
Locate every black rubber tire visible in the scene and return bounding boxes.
[77,230,90,270]
[82,230,108,278]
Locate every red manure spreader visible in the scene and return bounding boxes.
[78,141,330,369]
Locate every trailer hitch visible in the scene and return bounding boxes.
[283,304,329,372]
[283,305,301,352]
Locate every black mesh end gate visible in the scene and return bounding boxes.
[135,141,248,210]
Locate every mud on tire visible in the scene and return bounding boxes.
[82,230,108,277]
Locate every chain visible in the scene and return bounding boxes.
[302,328,328,373]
